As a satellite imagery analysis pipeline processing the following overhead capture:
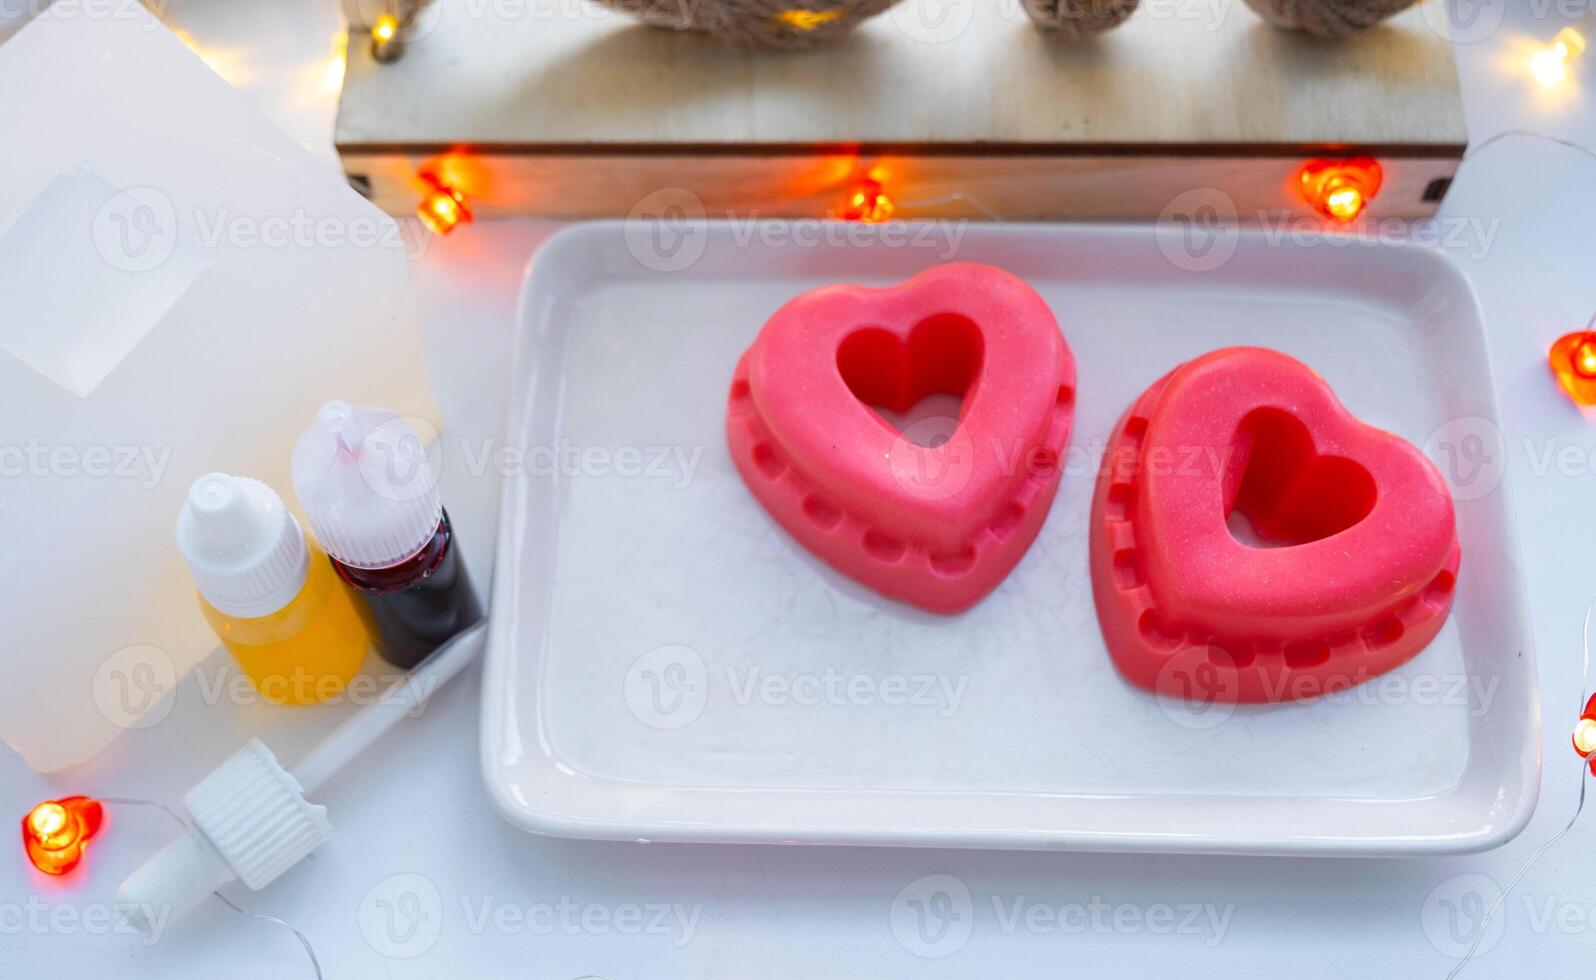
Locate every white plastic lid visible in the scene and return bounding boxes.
[176,474,310,619]
[290,400,442,570]
[116,738,332,934]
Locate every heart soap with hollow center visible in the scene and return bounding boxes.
[1090,346,1460,703]
[727,263,1075,613]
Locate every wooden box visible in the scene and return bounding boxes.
[335,0,1466,222]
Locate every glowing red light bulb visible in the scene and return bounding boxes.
[1298,158,1382,223]
[1573,694,1596,775]
[841,178,894,223]
[22,796,103,876]
[418,183,472,236]
[1549,331,1596,406]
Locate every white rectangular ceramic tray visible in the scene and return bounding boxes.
[481,222,1539,855]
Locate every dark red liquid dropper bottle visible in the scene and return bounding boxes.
[291,401,482,669]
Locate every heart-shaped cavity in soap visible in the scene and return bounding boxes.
[837,314,984,422]
[1225,408,1378,546]
[1090,347,1459,703]
[727,263,1075,613]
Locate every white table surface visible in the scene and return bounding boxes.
[5,1,1596,977]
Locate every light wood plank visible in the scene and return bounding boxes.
[337,0,1466,148]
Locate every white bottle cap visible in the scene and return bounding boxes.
[116,739,331,934]
[176,474,310,619]
[291,401,442,570]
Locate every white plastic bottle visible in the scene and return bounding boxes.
[177,473,371,705]
[291,402,481,669]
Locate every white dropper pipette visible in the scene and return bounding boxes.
[116,621,486,932]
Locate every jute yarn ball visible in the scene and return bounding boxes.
[1021,0,1141,40]
[1241,0,1419,36]
[586,0,908,47]
[590,0,1418,47]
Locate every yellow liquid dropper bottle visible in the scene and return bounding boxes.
[178,473,371,705]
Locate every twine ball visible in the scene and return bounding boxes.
[1021,0,1141,40]
[1242,0,1418,36]
[591,0,1417,46]
[588,0,908,47]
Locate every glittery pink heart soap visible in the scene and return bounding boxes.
[726,263,1075,613]
[1091,346,1460,702]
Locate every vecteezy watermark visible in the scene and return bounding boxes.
[885,415,1065,504]
[189,663,443,715]
[351,0,1238,36]
[1153,186,1506,273]
[1156,187,1241,273]
[886,415,1498,505]
[890,0,977,43]
[2,0,168,26]
[724,217,968,260]
[1423,416,1596,502]
[1257,213,1502,261]
[1422,873,1596,960]
[626,188,709,273]
[1424,416,1507,503]
[457,438,706,490]
[188,208,430,258]
[891,874,975,958]
[349,417,708,495]
[92,647,445,728]
[887,417,979,502]
[1155,658,1502,731]
[1124,0,1235,31]
[351,0,714,37]
[92,187,178,273]
[624,645,972,730]
[1155,649,1240,730]
[348,411,443,504]
[888,420,1175,504]
[725,666,970,717]
[995,0,1232,30]
[92,644,178,731]
[0,898,171,948]
[1515,435,1596,481]
[0,439,172,489]
[1419,0,1507,45]
[995,0,1236,32]
[91,187,430,274]
[393,0,680,26]
[457,896,704,947]
[359,873,445,959]
[624,645,711,730]
[890,874,1234,959]
[623,188,970,273]
[890,413,1569,510]
[1423,874,1505,959]
[1062,408,1519,509]
[346,0,445,39]
[358,874,704,958]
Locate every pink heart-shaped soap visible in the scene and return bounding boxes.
[1091,346,1460,702]
[727,263,1076,613]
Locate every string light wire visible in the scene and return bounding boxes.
[1446,599,1596,978]
[1460,128,1596,167]
[105,797,323,980]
